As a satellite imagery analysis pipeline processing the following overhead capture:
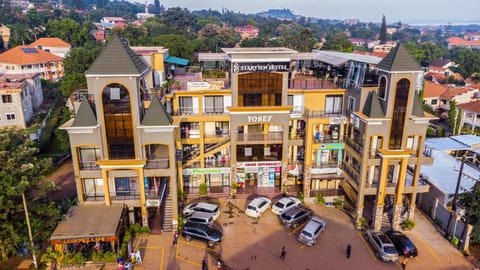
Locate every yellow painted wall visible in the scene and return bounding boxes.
[153,53,165,71]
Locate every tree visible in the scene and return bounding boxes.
[61,46,102,96]
[0,129,59,261]
[322,32,353,52]
[161,7,197,35]
[380,15,387,44]
[448,100,458,135]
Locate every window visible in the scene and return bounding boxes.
[2,95,12,103]
[204,96,224,114]
[6,113,15,120]
[325,95,343,114]
[389,79,410,149]
[243,93,263,106]
[348,96,355,111]
[431,99,438,105]
[179,97,193,114]
[378,76,387,99]
[287,95,293,106]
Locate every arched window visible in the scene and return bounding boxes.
[102,83,135,159]
[378,76,387,99]
[389,79,410,149]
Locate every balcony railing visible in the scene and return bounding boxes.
[236,132,283,142]
[310,189,345,198]
[289,78,344,89]
[313,135,343,144]
[304,108,344,118]
[79,160,100,170]
[345,136,363,154]
[145,159,169,169]
[111,191,141,200]
[311,162,341,169]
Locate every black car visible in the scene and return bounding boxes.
[181,222,222,247]
[278,205,313,229]
[386,230,418,257]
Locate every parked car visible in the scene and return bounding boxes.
[245,197,272,218]
[278,205,312,229]
[298,216,327,246]
[181,222,222,247]
[386,230,418,257]
[365,230,399,262]
[271,197,302,215]
[183,202,220,220]
[184,211,215,226]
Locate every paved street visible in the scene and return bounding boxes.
[126,197,475,270]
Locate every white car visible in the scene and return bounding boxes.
[271,197,302,215]
[183,202,220,220]
[245,197,272,218]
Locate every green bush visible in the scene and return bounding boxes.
[356,217,368,229]
[40,246,60,264]
[92,250,117,263]
[297,191,304,202]
[61,252,86,265]
[129,223,150,235]
[199,183,208,196]
[315,193,326,205]
[333,197,344,208]
[400,218,416,230]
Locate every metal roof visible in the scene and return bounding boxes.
[198,53,228,61]
[164,56,189,66]
[311,50,382,66]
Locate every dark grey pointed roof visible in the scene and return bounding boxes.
[86,35,149,76]
[377,44,422,72]
[72,100,97,127]
[362,91,385,118]
[141,96,172,126]
[412,92,425,117]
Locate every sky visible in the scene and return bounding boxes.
[157,0,480,25]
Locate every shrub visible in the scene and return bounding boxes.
[129,223,150,235]
[315,193,326,205]
[61,252,86,265]
[356,217,368,229]
[199,183,208,196]
[400,218,416,230]
[297,191,304,202]
[333,197,344,208]
[40,246,60,264]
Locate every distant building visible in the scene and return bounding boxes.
[0,46,64,81]
[30,37,71,58]
[0,73,43,129]
[372,42,397,53]
[0,24,10,49]
[100,17,126,29]
[458,100,480,133]
[446,37,480,50]
[464,32,480,41]
[90,29,106,43]
[234,25,259,40]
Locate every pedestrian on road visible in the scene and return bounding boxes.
[202,257,207,270]
[280,246,287,261]
[346,244,352,259]
[173,230,179,245]
[401,256,408,270]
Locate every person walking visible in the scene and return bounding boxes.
[172,230,179,245]
[346,244,352,259]
[401,256,408,270]
[202,257,208,270]
[280,246,287,261]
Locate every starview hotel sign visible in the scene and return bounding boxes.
[232,62,290,73]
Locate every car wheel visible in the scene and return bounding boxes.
[185,235,192,242]
[293,223,298,229]
[208,240,215,247]
[375,251,379,258]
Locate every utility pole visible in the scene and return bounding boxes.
[446,156,465,237]
[460,179,479,251]
[22,192,37,269]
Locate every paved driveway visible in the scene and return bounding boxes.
[131,196,475,270]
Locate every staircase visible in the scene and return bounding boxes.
[161,182,174,232]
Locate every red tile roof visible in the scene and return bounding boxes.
[458,100,480,113]
[30,37,71,48]
[447,37,480,46]
[440,87,473,100]
[423,81,448,98]
[0,46,62,65]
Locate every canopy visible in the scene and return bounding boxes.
[165,56,189,66]
[50,204,125,244]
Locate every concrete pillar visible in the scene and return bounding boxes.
[281,160,288,191]
[392,204,403,230]
[407,204,416,221]
[137,168,148,227]
[304,166,311,198]
[372,204,384,231]
[102,168,111,206]
[355,207,364,229]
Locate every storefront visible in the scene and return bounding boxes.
[183,168,231,193]
[235,161,282,189]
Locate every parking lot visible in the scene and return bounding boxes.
[132,196,475,270]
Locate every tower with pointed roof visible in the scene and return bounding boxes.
[342,44,436,231]
[61,35,178,231]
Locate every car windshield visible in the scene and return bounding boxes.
[384,246,397,254]
[206,228,219,236]
[301,231,312,238]
[282,214,293,220]
[247,205,257,210]
[275,202,285,208]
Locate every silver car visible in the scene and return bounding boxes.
[184,211,215,226]
[298,216,327,246]
[365,230,399,262]
[278,205,312,229]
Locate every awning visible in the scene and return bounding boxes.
[50,204,125,244]
[165,56,189,66]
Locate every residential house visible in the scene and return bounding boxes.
[446,37,480,50]
[0,24,10,49]
[372,42,397,53]
[234,25,259,40]
[100,17,126,29]
[91,29,106,43]
[464,32,480,41]
[423,81,449,111]
[0,46,64,81]
[0,73,43,129]
[30,37,71,58]
[458,101,480,133]
[439,86,480,111]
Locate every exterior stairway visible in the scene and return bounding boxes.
[162,182,174,232]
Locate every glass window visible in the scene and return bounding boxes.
[325,95,343,114]
[378,76,387,99]
[2,95,12,103]
[204,96,224,114]
[6,113,15,120]
[179,97,193,114]
[348,96,355,111]
[389,79,409,149]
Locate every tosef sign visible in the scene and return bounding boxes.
[232,62,290,73]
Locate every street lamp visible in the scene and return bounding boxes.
[20,163,37,269]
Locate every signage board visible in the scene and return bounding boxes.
[232,62,290,73]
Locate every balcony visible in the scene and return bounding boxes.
[145,158,169,169]
[111,191,141,200]
[313,134,343,144]
[304,108,344,118]
[236,132,283,143]
[345,136,363,154]
[310,189,345,198]
[289,76,344,90]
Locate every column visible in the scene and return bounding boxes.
[392,159,408,230]
[137,168,148,227]
[373,158,389,231]
[102,168,111,206]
